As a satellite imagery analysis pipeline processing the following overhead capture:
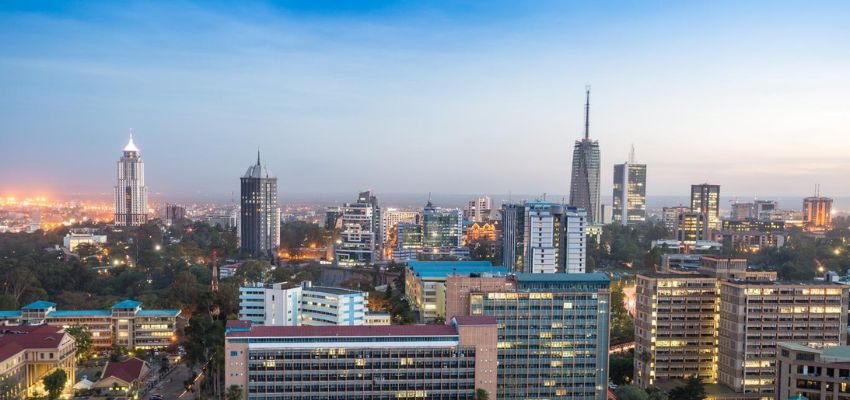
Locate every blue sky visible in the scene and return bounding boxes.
[1,1,849,201]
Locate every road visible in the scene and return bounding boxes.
[142,363,194,400]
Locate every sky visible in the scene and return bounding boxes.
[1,1,850,202]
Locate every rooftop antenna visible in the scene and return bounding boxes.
[815,184,820,197]
[543,192,547,201]
[629,144,635,164]
[584,85,591,140]
[257,149,261,165]
[508,191,512,203]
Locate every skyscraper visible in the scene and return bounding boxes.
[240,152,280,259]
[464,196,492,223]
[422,200,463,250]
[690,183,720,231]
[114,133,149,227]
[569,87,601,224]
[612,147,647,226]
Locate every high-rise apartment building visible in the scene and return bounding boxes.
[570,88,602,225]
[613,148,647,225]
[464,196,493,223]
[691,184,721,231]
[803,189,833,232]
[501,201,587,274]
[336,191,381,265]
[164,204,186,225]
[224,317,499,399]
[240,153,280,259]
[662,206,689,233]
[114,134,148,227]
[465,273,611,400]
[718,281,847,396]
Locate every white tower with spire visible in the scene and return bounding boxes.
[114,132,149,226]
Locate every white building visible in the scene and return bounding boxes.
[563,207,587,274]
[522,202,587,274]
[380,208,419,245]
[464,196,492,223]
[237,281,385,327]
[63,230,107,252]
[336,191,381,266]
[114,134,149,227]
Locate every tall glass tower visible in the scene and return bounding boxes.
[114,133,148,227]
[569,87,601,224]
[240,152,280,259]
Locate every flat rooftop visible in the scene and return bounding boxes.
[407,261,509,279]
[515,272,609,283]
[227,324,458,338]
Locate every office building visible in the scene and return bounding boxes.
[114,133,148,227]
[691,184,721,231]
[803,191,833,232]
[164,204,186,225]
[0,300,179,351]
[464,196,493,223]
[237,281,385,327]
[240,152,280,259]
[324,206,342,230]
[0,325,76,399]
[62,229,107,252]
[634,273,720,387]
[381,208,419,245]
[675,210,707,244]
[336,191,381,265]
[612,147,647,225]
[570,88,602,224]
[662,206,689,233]
[721,218,785,232]
[719,281,847,396]
[776,343,850,400]
[422,201,463,249]
[713,231,787,252]
[224,317,499,399]
[501,201,587,274]
[731,202,754,220]
[754,200,778,221]
[465,273,611,400]
[405,261,509,323]
[392,222,423,261]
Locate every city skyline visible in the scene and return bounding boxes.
[3,1,850,200]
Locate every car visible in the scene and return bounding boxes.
[150,395,164,400]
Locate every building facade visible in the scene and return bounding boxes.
[238,282,302,326]
[336,191,381,265]
[776,342,850,400]
[613,152,647,226]
[0,325,76,399]
[718,281,848,396]
[422,201,463,250]
[240,153,280,259]
[464,196,493,223]
[675,210,707,244]
[466,273,611,400]
[0,300,178,351]
[691,184,721,232]
[381,208,419,246]
[62,229,107,252]
[803,196,833,232]
[224,318,499,399]
[238,282,384,327]
[164,204,186,225]
[570,89,602,225]
[114,134,148,227]
[405,261,509,323]
[501,201,587,274]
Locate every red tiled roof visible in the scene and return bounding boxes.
[0,325,66,359]
[226,320,251,329]
[228,324,458,338]
[451,315,498,326]
[101,357,147,384]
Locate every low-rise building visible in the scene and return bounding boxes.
[0,300,179,351]
[224,316,499,399]
[0,325,76,399]
[93,357,150,396]
[776,342,850,400]
[62,229,107,252]
[405,261,509,323]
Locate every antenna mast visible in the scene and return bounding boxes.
[584,85,591,140]
[629,144,635,164]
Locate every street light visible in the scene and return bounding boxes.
[155,244,161,251]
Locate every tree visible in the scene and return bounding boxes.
[610,354,635,385]
[647,388,669,400]
[226,384,243,400]
[474,388,489,400]
[66,324,93,360]
[668,376,706,400]
[42,369,67,400]
[110,344,128,362]
[270,266,293,283]
[234,260,270,283]
[615,385,649,400]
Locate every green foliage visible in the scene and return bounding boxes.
[109,344,127,362]
[610,354,635,385]
[592,221,669,271]
[474,388,489,400]
[65,324,93,360]
[234,259,270,283]
[280,221,328,257]
[646,388,669,400]
[42,369,67,400]
[615,385,648,400]
[668,376,706,400]
[270,266,294,283]
[610,282,635,345]
[226,384,243,400]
